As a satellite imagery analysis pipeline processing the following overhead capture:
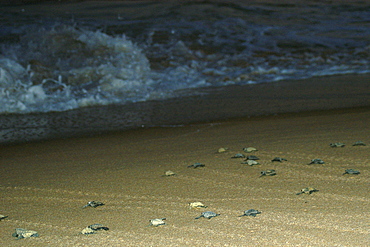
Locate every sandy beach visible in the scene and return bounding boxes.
[1,101,369,246]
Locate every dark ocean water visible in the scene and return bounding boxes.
[0,0,369,143]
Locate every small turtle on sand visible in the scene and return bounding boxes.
[243,147,258,153]
[259,169,276,177]
[271,157,287,162]
[217,147,229,153]
[187,163,205,168]
[352,141,366,146]
[342,169,360,175]
[162,170,176,176]
[12,228,39,240]
[238,209,261,217]
[296,187,319,195]
[308,159,325,165]
[80,224,109,235]
[189,202,208,209]
[330,142,345,147]
[195,211,220,219]
[246,155,259,160]
[149,218,166,227]
[241,160,260,166]
[231,153,245,158]
[82,201,105,208]
[0,215,8,220]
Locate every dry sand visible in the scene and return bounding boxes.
[1,105,369,246]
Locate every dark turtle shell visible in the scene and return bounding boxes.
[342,169,360,175]
[238,209,261,217]
[195,211,220,219]
[271,157,287,162]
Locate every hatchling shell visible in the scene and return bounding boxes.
[296,187,319,195]
[246,155,259,160]
[188,163,205,168]
[352,141,366,146]
[189,202,208,209]
[238,209,261,217]
[0,215,8,220]
[231,153,245,158]
[308,159,325,165]
[343,169,360,175]
[241,160,260,166]
[217,147,229,153]
[330,142,345,147]
[82,201,105,208]
[149,218,166,226]
[271,157,287,162]
[259,169,276,177]
[195,211,220,219]
[243,147,258,153]
[80,224,109,235]
[163,170,176,176]
[12,228,39,239]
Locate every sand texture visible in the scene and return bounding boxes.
[1,106,369,246]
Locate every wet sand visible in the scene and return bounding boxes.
[1,105,369,246]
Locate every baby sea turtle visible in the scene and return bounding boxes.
[259,169,276,177]
[80,224,109,235]
[187,163,205,168]
[308,159,325,165]
[0,215,8,220]
[246,155,259,160]
[12,228,39,240]
[162,170,176,176]
[352,141,366,146]
[342,169,360,175]
[271,157,287,162]
[217,147,229,153]
[241,160,260,166]
[243,147,258,153]
[189,202,208,209]
[231,153,245,158]
[149,218,166,227]
[82,201,105,208]
[238,209,261,217]
[195,211,220,219]
[296,187,319,195]
[330,142,345,147]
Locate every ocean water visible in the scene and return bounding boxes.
[1,1,369,114]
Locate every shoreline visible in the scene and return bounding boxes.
[1,73,370,145]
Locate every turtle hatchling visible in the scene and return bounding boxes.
[149,218,166,226]
[217,147,229,153]
[259,169,276,177]
[82,201,105,208]
[246,155,259,160]
[0,215,8,220]
[352,141,366,146]
[241,160,260,166]
[12,228,39,239]
[188,163,205,168]
[231,153,245,158]
[195,211,220,219]
[271,157,287,162]
[343,169,360,175]
[308,159,325,165]
[243,147,258,153]
[80,224,109,234]
[238,209,261,217]
[296,187,319,195]
[330,142,345,147]
[162,170,176,176]
[189,201,208,209]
